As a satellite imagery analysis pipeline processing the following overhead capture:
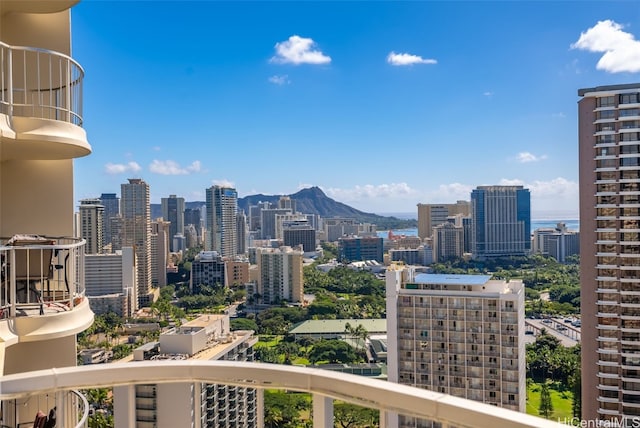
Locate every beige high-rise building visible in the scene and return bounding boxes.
[417,201,470,240]
[121,178,153,307]
[254,246,303,304]
[432,221,464,262]
[386,265,525,427]
[0,1,95,425]
[579,83,640,423]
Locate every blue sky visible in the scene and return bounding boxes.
[71,1,640,218]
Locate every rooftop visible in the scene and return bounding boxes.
[413,273,493,286]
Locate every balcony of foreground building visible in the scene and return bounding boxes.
[0,41,90,160]
[0,236,93,342]
[0,361,567,428]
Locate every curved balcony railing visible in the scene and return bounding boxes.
[0,236,85,318]
[0,361,566,428]
[0,41,84,126]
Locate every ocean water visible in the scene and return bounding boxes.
[377,219,579,238]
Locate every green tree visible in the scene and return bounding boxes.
[231,318,259,332]
[333,402,379,427]
[309,340,360,364]
[538,382,554,419]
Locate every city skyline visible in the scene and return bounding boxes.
[71,1,640,217]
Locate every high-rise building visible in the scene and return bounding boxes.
[184,206,202,245]
[0,2,95,425]
[190,251,226,293]
[470,186,531,259]
[151,219,170,288]
[236,210,248,255]
[161,194,185,252]
[260,207,291,240]
[85,247,137,317]
[254,246,304,304]
[100,192,120,246]
[79,198,104,254]
[283,223,316,252]
[579,83,640,423]
[338,236,384,263]
[386,265,525,427]
[121,178,153,307]
[206,185,238,257]
[432,222,464,262]
[417,201,470,240]
[533,223,580,263]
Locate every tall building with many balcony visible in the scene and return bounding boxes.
[161,194,185,252]
[471,186,531,259]
[253,246,303,304]
[0,1,94,425]
[121,178,153,307]
[385,266,525,427]
[206,185,238,257]
[79,198,104,254]
[579,83,640,424]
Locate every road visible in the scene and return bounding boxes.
[525,318,580,347]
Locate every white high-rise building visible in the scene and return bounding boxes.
[206,185,238,257]
[85,247,137,316]
[386,265,525,427]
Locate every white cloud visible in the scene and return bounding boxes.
[149,160,201,175]
[571,20,640,73]
[552,112,566,118]
[268,75,290,85]
[483,91,494,97]
[104,161,141,175]
[152,146,161,151]
[212,179,235,188]
[427,183,474,202]
[516,152,548,163]
[386,51,437,66]
[324,183,417,201]
[270,35,331,65]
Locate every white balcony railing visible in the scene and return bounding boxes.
[0,236,85,318]
[0,41,84,126]
[0,361,567,428]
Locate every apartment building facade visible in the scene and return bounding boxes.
[579,83,640,423]
[386,266,525,427]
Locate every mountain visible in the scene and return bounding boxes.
[150,187,417,229]
[239,186,417,229]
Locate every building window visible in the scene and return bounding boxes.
[621,93,640,104]
[598,96,616,108]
